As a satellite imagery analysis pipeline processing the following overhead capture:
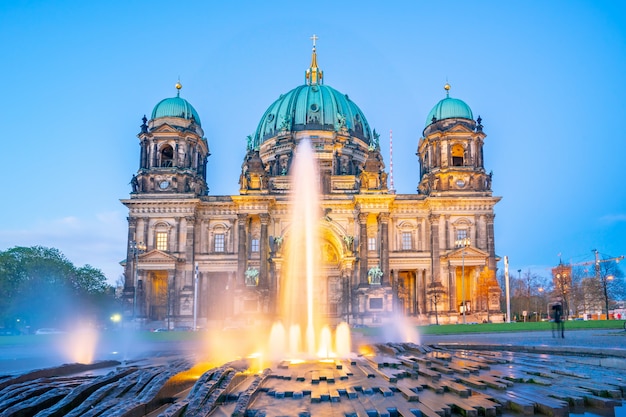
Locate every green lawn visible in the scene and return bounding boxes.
[1,319,624,346]
[355,319,626,337]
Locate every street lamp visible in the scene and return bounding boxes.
[455,237,471,324]
[538,287,544,321]
[130,240,146,319]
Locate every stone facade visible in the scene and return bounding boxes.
[121,52,501,329]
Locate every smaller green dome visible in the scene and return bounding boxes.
[425,84,473,127]
[151,84,201,126]
[151,97,201,126]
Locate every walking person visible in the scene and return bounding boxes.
[552,303,564,338]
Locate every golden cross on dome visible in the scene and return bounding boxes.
[310,34,318,48]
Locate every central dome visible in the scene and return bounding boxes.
[253,46,372,148]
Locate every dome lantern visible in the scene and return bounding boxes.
[305,34,323,85]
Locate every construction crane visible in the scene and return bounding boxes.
[569,250,624,277]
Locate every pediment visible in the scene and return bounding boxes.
[150,123,180,134]
[444,246,489,264]
[138,249,179,263]
[446,124,474,134]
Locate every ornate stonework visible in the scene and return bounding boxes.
[121,56,501,328]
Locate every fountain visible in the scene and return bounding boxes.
[268,137,351,361]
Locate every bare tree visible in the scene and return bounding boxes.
[598,259,625,319]
[552,269,572,319]
[427,281,446,325]
[509,272,527,321]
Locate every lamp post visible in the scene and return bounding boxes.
[130,240,146,319]
[455,237,471,324]
[537,287,543,321]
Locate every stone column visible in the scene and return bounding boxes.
[343,268,353,320]
[416,269,424,315]
[174,218,180,254]
[392,269,400,312]
[429,214,441,283]
[167,269,176,329]
[126,217,137,288]
[140,140,148,169]
[200,219,207,254]
[268,255,277,315]
[378,212,390,285]
[137,270,146,318]
[444,215,450,250]
[358,212,369,285]
[237,213,248,287]
[409,270,416,315]
[475,214,482,249]
[485,213,496,271]
[259,213,270,288]
[185,217,195,264]
[447,261,457,312]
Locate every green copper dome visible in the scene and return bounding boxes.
[425,84,473,127]
[151,83,201,126]
[253,45,371,147]
[254,84,371,145]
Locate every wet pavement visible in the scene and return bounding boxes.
[420,328,626,358]
[0,328,625,416]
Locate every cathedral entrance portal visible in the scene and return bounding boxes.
[456,265,475,315]
[393,271,417,316]
[147,271,168,321]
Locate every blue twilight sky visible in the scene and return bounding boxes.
[1,1,625,284]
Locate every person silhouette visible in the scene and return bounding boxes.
[552,303,564,338]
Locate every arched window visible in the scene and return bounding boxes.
[451,143,464,166]
[153,221,171,252]
[396,221,418,251]
[160,145,174,167]
[209,223,231,253]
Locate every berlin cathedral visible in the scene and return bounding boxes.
[122,42,502,328]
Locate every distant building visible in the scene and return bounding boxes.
[121,44,502,327]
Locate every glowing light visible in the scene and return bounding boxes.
[317,326,333,358]
[62,325,99,364]
[335,322,352,358]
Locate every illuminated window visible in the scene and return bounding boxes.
[451,143,464,166]
[402,232,412,250]
[214,234,225,252]
[156,232,168,251]
[251,238,260,252]
[456,229,468,242]
[368,237,377,251]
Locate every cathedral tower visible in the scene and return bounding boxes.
[132,82,209,196]
[418,84,491,196]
